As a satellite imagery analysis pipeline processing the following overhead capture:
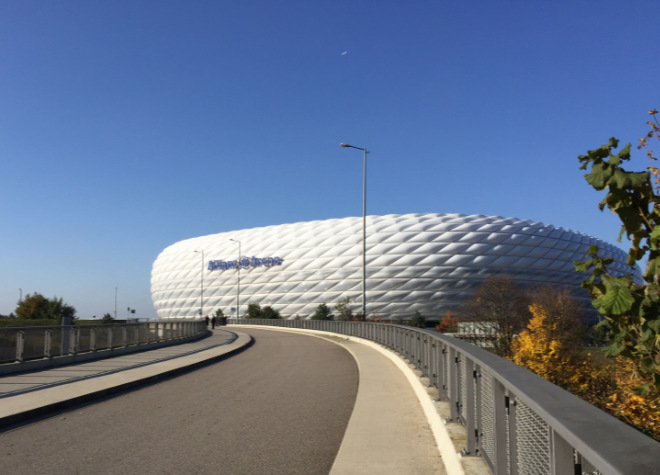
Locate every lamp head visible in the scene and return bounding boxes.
[340,143,349,148]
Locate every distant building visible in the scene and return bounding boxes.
[150,213,632,319]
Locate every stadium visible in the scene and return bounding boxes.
[150,213,631,320]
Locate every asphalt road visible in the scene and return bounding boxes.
[0,329,359,475]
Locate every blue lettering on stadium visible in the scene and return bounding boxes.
[207,256,283,271]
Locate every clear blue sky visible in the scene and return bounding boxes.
[1,1,658,319]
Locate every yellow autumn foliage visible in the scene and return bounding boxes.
[511,302,579,387]
[603,358,660,440]
[511,298,660,440]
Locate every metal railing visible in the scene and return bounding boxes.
[233,319,660,475]
[0,320,207,366]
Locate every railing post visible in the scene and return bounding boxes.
[449,347,460,421]
[438,345,448,401]
[425,335,431,380]
[550,430,575,475]
[475,365,483,457]
[61,317,72,356]
[45,329,52,358]
[465,358,477,455]
[69,327,78,355]
[430,340,438,389]
[16,331,24,362]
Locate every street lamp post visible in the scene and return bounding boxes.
[340,142,368,320]
[194,250,205,318]
[230,239,241,320]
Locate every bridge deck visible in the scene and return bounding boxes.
[0,327,453,474]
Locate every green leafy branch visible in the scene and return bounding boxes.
[575,136,660,393]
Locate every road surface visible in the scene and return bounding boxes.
[0,328,358,474]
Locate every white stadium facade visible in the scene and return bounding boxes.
[150,213,632,320]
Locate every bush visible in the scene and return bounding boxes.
[261,306,281,319]
[245,303,263,319]
[410,311,426,328]
[436,311,458,333]
[311,303,334,320]
[334,297,353,321]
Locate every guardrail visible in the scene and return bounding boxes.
[0,320,207,371]
[233,319,660,475]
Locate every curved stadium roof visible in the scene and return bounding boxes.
[150,213,632,319]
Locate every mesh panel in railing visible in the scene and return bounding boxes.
[0,329,17,363]
[126,326,136,346]
[78,327,92,352]
[111,327,124,348]
[515,399,551,475]
[139,324,149,344]
[96,328,110,350]
[50,331,63,356]
[479,370,496,468]
[22,328,47,360]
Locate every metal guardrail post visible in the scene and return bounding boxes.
[44,330,52,358]
[550,430,574,475]
[16,331,24,362]
[465,358,477,455]
[69,327,78,355]
[430,340,438,389]
[438,344,448,401]
[422,334,430,380]
[449,347,459,421]
[475,365,483,457]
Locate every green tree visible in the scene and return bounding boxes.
[410,311,426,328]
[311,303,334,320]
[101,313,114,323]
[575,127,660,393]
[15,293,76,321]
[214,308,225,319]
[261,306,281,319]
[245,303,262,319]
[334,297,353,321]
